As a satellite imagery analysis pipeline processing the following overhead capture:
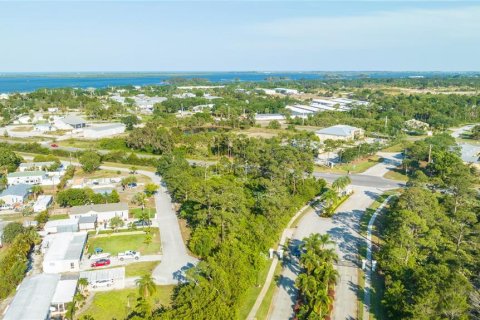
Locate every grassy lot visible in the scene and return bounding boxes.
[381,143,404,152]
[86,228,161,255]
[314,156,380,175]
[358,268,365,320]
[79,285,174,320]
[49,213,70,220]
[254,262,284,320]
[10,126,33,132]
[237,261,271,320]
[383,168,408,182]
[125,261,160,277]
[359,193,393,237]
[130,207,156,219]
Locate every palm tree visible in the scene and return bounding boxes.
[78,277,89,295]
[331,175,351,194]
[302,233,334,256]
[135,274,156,299]
[31,185,44,200]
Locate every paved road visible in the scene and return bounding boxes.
[80,254,162,271]
[100,165,198,285]
[268,156,402,320]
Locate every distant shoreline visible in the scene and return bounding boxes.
[0,71,478,93]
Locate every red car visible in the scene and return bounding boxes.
[50,143,59,148]
[91,259,111,268]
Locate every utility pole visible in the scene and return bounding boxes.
[428,144,432,163]
[384,116,388,131]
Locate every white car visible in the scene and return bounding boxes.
[118,250,141,261]
[92,279,114,288]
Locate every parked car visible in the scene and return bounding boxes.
[127,182,137,188]
[92,279,114,288]
[133,219,151,227]
[118,250,141,261]
[50,143,58,148]
[91,259,111,267]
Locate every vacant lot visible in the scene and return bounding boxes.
[79,285,174,320]
[86,228,161,255]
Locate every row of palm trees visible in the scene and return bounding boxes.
[296,234,338,319]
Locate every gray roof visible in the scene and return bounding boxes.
[61,115,86,126]
[79,215,97,224]
[7,171,46,178]
[71,202,128,215]
[316,125,362,137]
[3,274,60,320]
[65,233,88,260]
[0,184,32,197]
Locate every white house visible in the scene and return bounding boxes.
[83,123,126,139]
[315,125,365,141]
[70,202,129,224]
[78,215,97,231]
[44,218,79,234]
[8,171,46,185]
[0,184,31,209]
[55,115,86,130]
[48,107,59,113]
[33,195,53,212]
[42,232,87,273]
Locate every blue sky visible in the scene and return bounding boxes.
[0,1,479,72]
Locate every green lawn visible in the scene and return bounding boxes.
[314,156,380,175]
[370,273,387,320]
[255,262,283,320]
[86,228,161,255]
[383,169,408,182]
[125,261,160,277]
[79,285,174,320]
[237,260,270,320]
[49,214,70,220]
[130,207,156,219]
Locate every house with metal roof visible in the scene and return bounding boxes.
[315,125,365,141]
[0,183,31,208]
[3,274,60,320]
[42,232,87,273]
[56,115,86,129]
[70,202,129,223]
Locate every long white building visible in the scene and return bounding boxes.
[42,232,87,274]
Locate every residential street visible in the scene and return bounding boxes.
[268,155,401,320]
[101,166,198,285]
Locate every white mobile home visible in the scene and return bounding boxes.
[83,123,126,139]
[0,184,31,208]
[70,202,129,223]
[42,232,87,273]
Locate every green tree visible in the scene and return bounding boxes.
[79,151,102,173]
[1,222,25,245]
[144,183,159,197]
[109,216,125,232]
[135,274,157,299]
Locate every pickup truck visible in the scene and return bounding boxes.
[118,250,141,261]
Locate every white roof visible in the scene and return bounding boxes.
[80,267,125,283]
[316,125,362,137]
[34,194,52,206]
[43,232,87,264]
[51,279,78,304]
[3,274,60,320]
[44,217,78,229]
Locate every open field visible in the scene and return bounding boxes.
[86,228,161,255]
[314,156,380,174]
[125,261,160,277]
[79,285,174,320]
[383,168,408,181]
